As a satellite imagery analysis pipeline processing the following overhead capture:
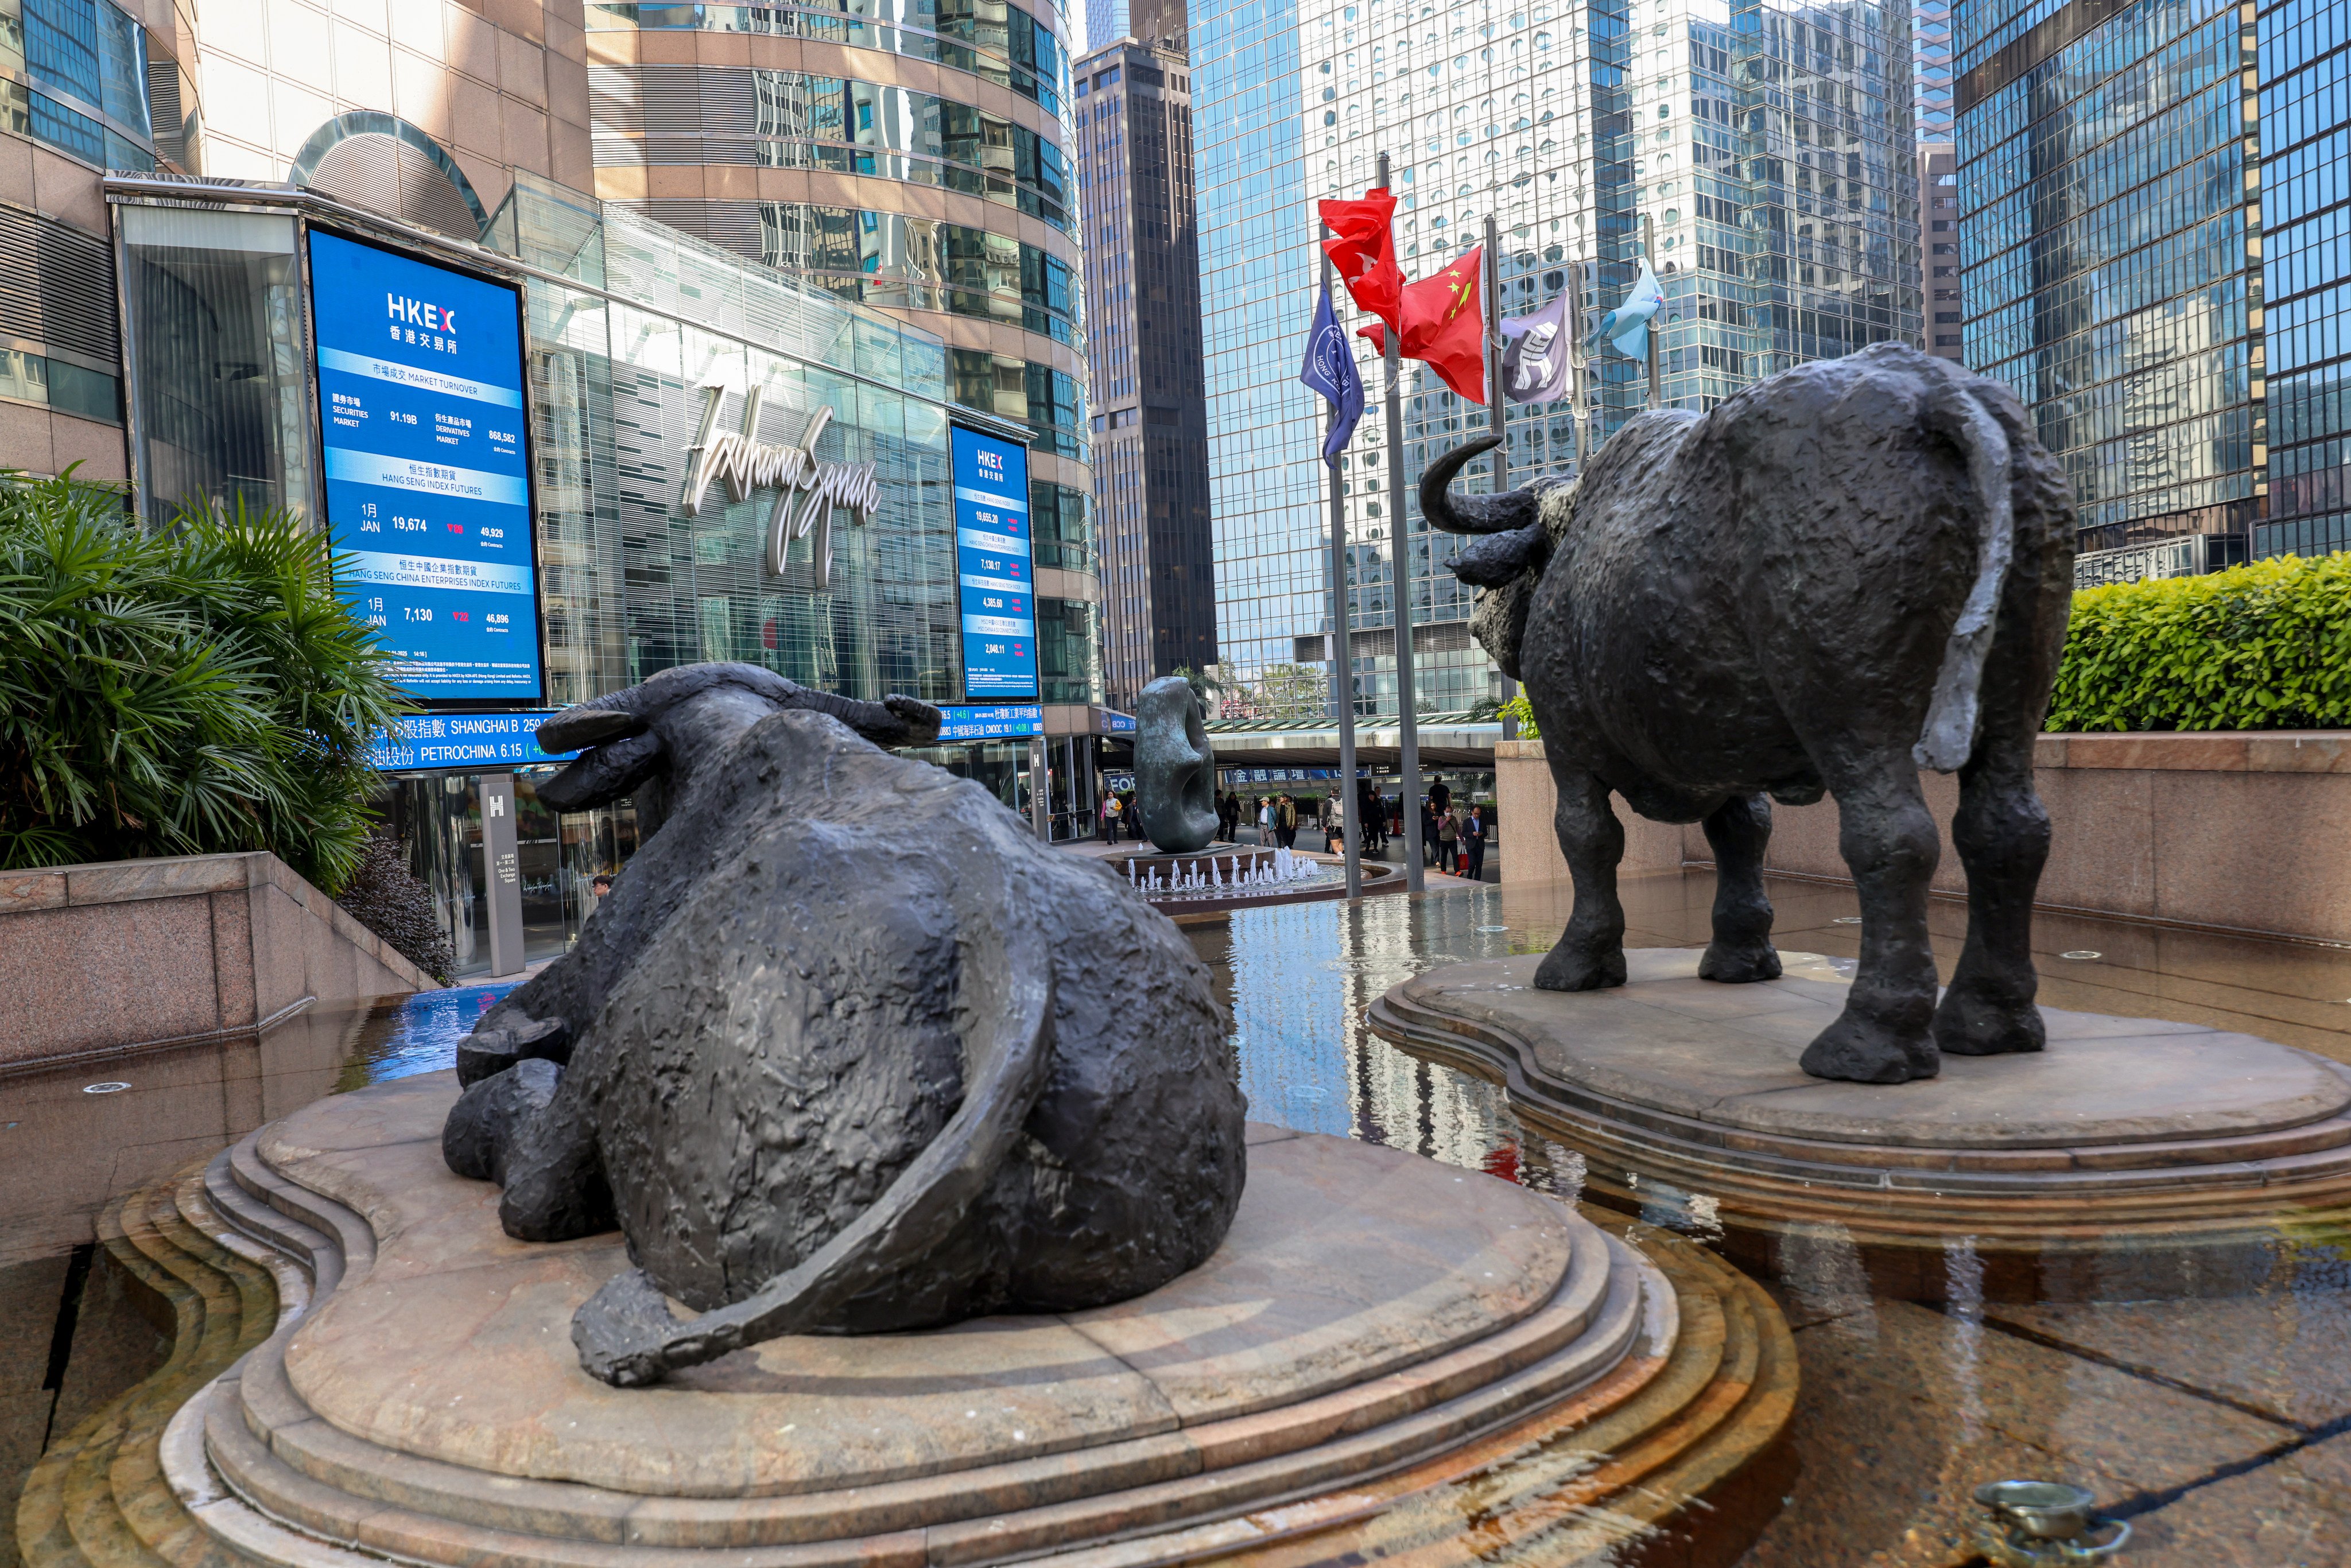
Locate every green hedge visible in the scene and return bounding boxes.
[0,472,410,890]
[2046,552,2351,732]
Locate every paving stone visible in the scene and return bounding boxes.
[2119,1429,2351,1567]
[1,1387,56,1568]
[0,1254,68,1398]
[1735,1301,2293,1568]
[1987,1283,2351,1430]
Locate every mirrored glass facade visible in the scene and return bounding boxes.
[582,0,1093,533]
[2259,0,2351,557]
[1956,0,2261,569]
[1196,0,1918,719]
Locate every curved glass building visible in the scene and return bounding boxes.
[581,5,1091,490]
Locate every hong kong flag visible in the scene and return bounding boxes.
[1357,246,1488,403]
[1318,188,1405,333]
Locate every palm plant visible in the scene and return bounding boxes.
[0,472,410,892]
[1174,664,1228,713]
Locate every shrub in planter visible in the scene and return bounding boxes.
[0,471,409,892]
[333,832,456,983]
[2046,552,2351,732]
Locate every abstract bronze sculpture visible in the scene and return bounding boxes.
[1132,674,1221,852]
[1424,346,2075,1084]
[442,663,1248,1385]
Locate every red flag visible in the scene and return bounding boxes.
[1318,189,1404,332]
[1356,246,1487,403]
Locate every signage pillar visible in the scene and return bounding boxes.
[1379,150,1424,894]
[479,773,525,977]
[1029,735,1052,841]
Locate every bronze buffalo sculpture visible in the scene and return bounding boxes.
[1132,674,1220,851]
[1425,344,2075,1084]
[441,662,1247,1385]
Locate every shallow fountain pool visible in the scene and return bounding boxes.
[7,870,2351,1566]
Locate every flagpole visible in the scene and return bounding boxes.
[1643,212,1662,411]
[1483,215,1516,755]
[1321,247,1363,900]
[1379,150,1424,894]
[1570,264,1587,471]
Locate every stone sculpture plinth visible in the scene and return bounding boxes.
[1372,948,2351,1302]
[137,1072,1798,1568]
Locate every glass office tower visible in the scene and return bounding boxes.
[1077,29,1220,710]
[1956,0,2260,579]
[1190,0,1322,711]
[1196,0,1919,716]
[2260,0,2351,557]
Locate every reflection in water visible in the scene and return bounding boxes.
[336,980,526,1090]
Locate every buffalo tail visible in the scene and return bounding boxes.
[1912,378,2016,773]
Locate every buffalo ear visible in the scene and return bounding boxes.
[1446,522,1549,588]
[539,707,647,752]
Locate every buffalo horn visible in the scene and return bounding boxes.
[1419,435,1538,534]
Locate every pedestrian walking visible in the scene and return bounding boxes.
[1463,805,1488,880]
[1101,792,1121,844]
[1436,802,1458,873]
[1258,795,1274,843]
[1420,797,1438,865]
[1278,794,1298,849]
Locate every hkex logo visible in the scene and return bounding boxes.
[386,293,458,335]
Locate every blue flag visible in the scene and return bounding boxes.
[1592,261,1665,361]
[1298,283,1364,467]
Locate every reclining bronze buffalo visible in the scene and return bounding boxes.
[441,663,1247,1385]
[1426,344,2075,1084]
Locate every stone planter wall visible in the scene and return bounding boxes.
[1494,733,2351,944]
[0,851,437,1077]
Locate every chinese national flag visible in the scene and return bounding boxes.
[1357,245,1487,403]
[1318,189,1405,333]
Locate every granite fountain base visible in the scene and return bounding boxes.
[103,1072,1795,1568]
[1371,948,2351,1303]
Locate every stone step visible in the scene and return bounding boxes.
[12,1168,284,1568]
[205,1239,1657,1565]
[33,1085,1794,1568]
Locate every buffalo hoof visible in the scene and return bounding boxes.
[443,1058,562,1183]
[1799,1011,1939,1084]
[1534,939,1627,992]
[1698,938,1782,984]
[1932,983,2047,1056]
[456,1015,572,1086]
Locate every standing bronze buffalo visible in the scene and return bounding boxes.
[1425,344,2075,1084]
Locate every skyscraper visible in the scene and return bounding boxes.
[1194,0,1922,718]
[1921,145,1962,363]
[1912,0,1954,142]
[1912,0,1961,366]
[2256,0,2351,560]
[1076,26,1220,710]
[1955,0,2274,581]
